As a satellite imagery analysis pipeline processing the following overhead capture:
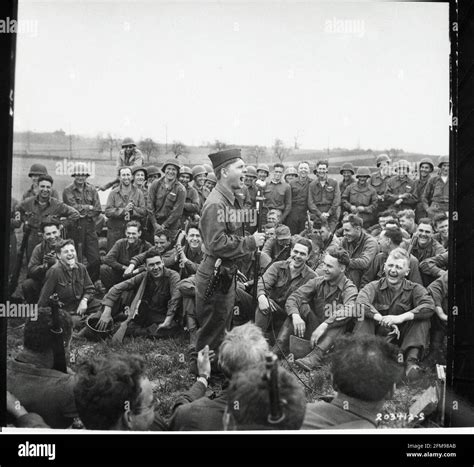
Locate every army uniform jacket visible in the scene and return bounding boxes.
[286,274,358,328]
[19,195,80,231]
[63,181,102,218]
[147,178,186,231]
[257,259,316,308]
[384,175,417,209]
[289,178,311,212]
[357,277,434,320]
[341,183,378,214]
[308,178,341,218]
[199,183,256,262]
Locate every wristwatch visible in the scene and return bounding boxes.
[197,374,210,387]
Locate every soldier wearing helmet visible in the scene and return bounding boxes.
[191,165,209,209]
[338,163,356,195]
[256,163,270,182]
[384,159,417,212]
[132,166,148,203]
[204,172,217,192]
[243,165,258,212]
[286,161,311,235]
[62,162,102,283]
[147,159,186,240]
[117,137,144,169]
[284,166,298,183]
[413,158,434,221]
[341,167,378,228]
[179,166,200,225]
[99,137,145,191]
[146,165,162,184]
[421,155,449,218]
[23,163,60,200]
[370,154,392,216]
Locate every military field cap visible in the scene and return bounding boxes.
[275,224,292,240]
[208,148,242,171]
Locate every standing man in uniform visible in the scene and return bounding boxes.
[286,161,311,235]
[193,149,265,374]
[413,158,434,221]
[19,175,80,261]
[179,166,200,225]
[341,167,378,228]
[62,162,102,283]
[105,167,147,250]
[308,160,340,232]
[262,163,292,227]
[384,160,417,213]
[370,154,392,218]
[147,159,185,241]
[192,165,209,211]
[23,164,60,200]
[422,155,449,219]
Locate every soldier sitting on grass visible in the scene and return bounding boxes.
[96,250,181,339]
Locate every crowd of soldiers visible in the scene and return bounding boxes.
[7,139,449,430]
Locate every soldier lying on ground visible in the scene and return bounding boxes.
[302,335,404,429]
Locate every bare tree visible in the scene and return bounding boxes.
[213,140,228,151]
[170,140,188,159]
[251,145,266,166]
[273,138,291,164]
[97,133,120,160]
[139,138,160,162]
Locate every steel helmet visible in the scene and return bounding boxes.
[192,165,207,178]
[121,137,136,148]
[245,166,257,178]
[28,163,48,177]
[418,158,434,172]
[284,166,298,180]
[131,166,148,178]
[376,153,391,167]
[256,163,270,175]
[179,166,193,180]
[340,163,355,175]
[162,159,181,172]
[146,165,161,178]
[438,155,449,168]
[355,167,371,178]
[205,172,217,184]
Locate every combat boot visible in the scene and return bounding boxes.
[295,347,324,371]
[405,358,424,383]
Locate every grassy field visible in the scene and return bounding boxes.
[6,316,442,429]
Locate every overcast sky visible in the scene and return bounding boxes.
[14,0,449,154]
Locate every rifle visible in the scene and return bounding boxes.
[49,294,67,373]
[9,227,31,297]
[111,271,148,343]
[252,180,266,307]
[264,353,285,424]
[204,258,222,302]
